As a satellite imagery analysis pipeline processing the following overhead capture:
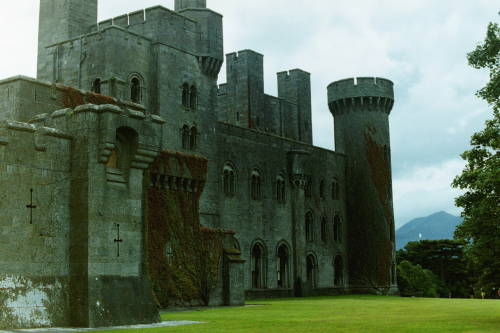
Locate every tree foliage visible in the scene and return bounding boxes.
[397,240,471,297]
[397,260,440,297]
[452,21,500,292]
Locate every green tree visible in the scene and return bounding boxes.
[452,21,500,293]
[397,240,471,297]
[397,260,440,297]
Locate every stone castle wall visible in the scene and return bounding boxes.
[0,121,72,328]
[0,0,398,329]
[216,122,348,292]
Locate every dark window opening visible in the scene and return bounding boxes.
[320,180,325,199]
[332,179,340,200]
[389,220,395,242]
[92,78,101,94]
[164,242,174,265]
[276,177,286,203]
[189,86,197,110]
[181,125,190,149]
[391,263,397,285]
[190,127,197,150]
[251,171,261,200]
[107,127,138,182]
[223,164,235,197]
[306,255,316,288]
[305,176,312,198]
[182,83,190,108]
[277,244,290,288]
[131,77,141,103]
[252,243,266,289]
[334,255,343,286]
[306,211,314,242]
[321,217,328,243]
[333,215,342,243]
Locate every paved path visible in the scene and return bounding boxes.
[0,321,205,333]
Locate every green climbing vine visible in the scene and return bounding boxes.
[147,151,226,307]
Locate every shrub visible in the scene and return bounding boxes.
[397,260,440,297]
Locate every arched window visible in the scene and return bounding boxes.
[182,83,190,108]
[305,211,314,242]
[319,179,325,199]
[332,178,340,200]
[391,262,397,285]
[276,175,286,203]
[189,85,197,110]
[181,125,190,149]
[321,216,328,243]
[334,255,344,286]
[223,163,235,196]
[251,170,261,200]
[305,176,312,198]
[164,241,174,265]
[130,77,141,103]
[190,127,197,150]
[389,219,395,242]
[333,215,342,243]
[306,254,317,288]
[91,78,101,94]
[251,242,266,289]
[107,127,138,180]
[277,243,290,288]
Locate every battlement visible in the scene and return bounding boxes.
[328,77,394,115]
[0,120,71,153]
[328,77,393,101]
[277,69,311,80]
[175,0,207,11]
[95,6,197,33]
[29,104,165,127]
[226,49,264,68]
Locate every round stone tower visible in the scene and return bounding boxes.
[328,77,397,293]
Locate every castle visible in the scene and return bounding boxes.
[0,0,397,329]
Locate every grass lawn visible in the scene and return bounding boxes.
[94,295,500,333]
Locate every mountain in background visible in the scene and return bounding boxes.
[396,211,463,250]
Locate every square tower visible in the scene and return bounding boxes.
[37,0,98,80]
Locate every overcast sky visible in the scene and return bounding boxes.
[0,1,497,227]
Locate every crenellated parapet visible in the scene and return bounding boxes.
[149,150,208,194]
[328,77,394,115]
[0,120,72,153]
[175,0,207,11]
[327,75,397,291]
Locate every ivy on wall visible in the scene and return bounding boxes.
[58,85,142,110]
[364,129,393,286]
[146,151,227,307]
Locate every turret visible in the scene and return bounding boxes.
[175,0,223,78]
[37,0,98,81]
[328,77,397,292]
[175,0,207,10]
[225,50,264,128]
[278,69,312,144]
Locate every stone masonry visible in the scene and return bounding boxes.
[0,0,397,329]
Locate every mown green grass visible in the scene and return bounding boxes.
[94,295,500,333]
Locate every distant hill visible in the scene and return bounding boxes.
[396,211,463,250]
